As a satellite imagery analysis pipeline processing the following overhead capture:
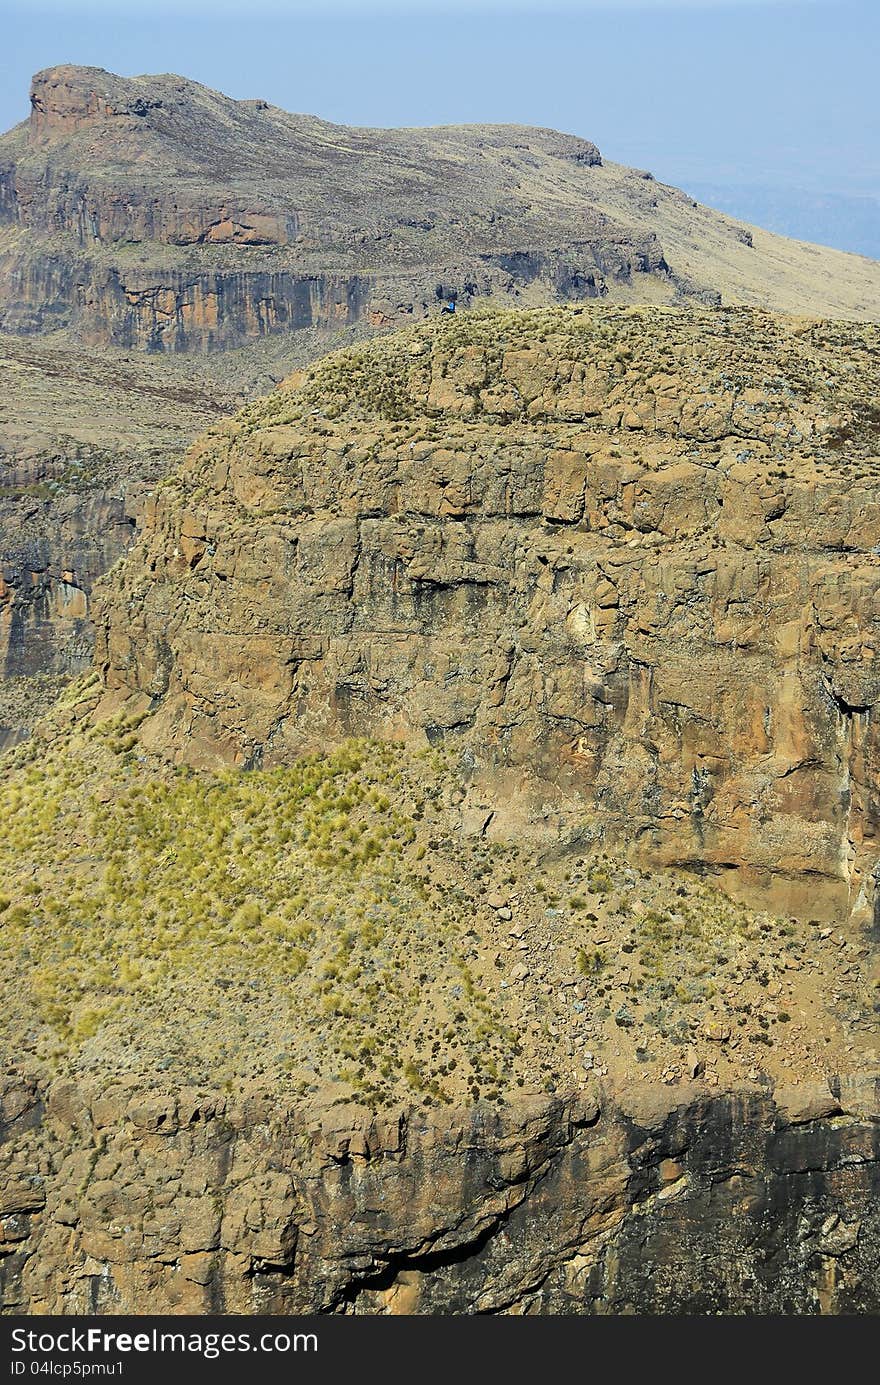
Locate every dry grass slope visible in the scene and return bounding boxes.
[1,674,875,1106]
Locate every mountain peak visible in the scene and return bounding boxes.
[29,65,171,143]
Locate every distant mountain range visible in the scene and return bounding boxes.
[683,181,880,262]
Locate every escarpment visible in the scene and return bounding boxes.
[1,683,878,1313]
[0,66,668,352]
[2,64,880,357]
[5,298,880,1311]
[3,65,880,721]
[6,68,880,1328]
[94,305,880,921]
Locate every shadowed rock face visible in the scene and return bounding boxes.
[3,64,880,355]
[94,305,880,921]
[0,336,243,744]
[0,257,376,351]
[3,1070,879,1314]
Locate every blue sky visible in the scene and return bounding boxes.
[2,1,878,250]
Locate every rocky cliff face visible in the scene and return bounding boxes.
[2,65,880,357]
[3,64,880,729]
[0,65,687,718]
[0,66,654,353]
[0,255,377,352]
[4,290,880,1309]
[3,1069,879,1314]
[0,467,133,751]
[94,304,880,923]
[0,334,244,744]
[1,689,877,1314]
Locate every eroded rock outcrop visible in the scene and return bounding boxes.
[0,67,651,352]
[3,65,880,727]
[6,304,880,1319]
[94,305,880,921]
[2,1069,879,1314]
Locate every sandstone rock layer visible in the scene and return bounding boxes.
[3,1071,879,1314]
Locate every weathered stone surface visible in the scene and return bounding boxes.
[774,1080,841,1126]
[4,301,880,1317]
[2,1069,879,1314]
[94,304,880,921]
[0,67,652,353]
